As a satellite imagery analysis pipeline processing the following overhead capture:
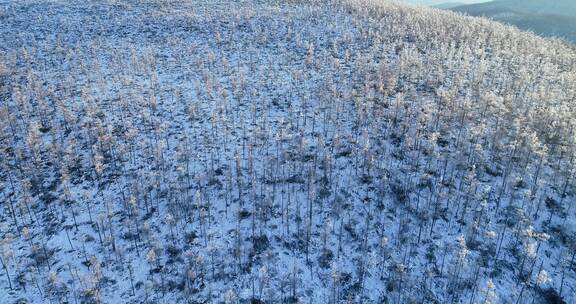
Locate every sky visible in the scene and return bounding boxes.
[401,0,491,6]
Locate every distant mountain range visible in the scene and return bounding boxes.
[447,0,576,43]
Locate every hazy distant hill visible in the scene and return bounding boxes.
[433,2,468,9]
[451,0,576,42]
[401,0,487,7]
[448,0,576,42]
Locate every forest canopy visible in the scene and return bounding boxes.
[0,0,575,303]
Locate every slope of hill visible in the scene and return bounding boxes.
[0,0,575,303]
[451,0,576,42]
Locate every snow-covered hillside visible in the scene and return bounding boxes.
[0,0,575,303]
